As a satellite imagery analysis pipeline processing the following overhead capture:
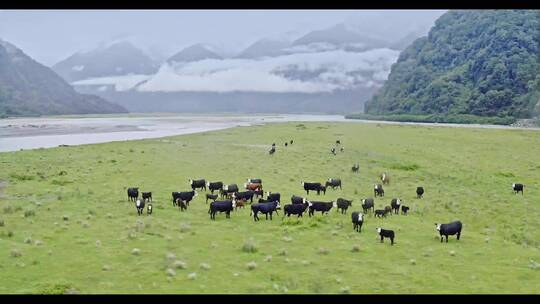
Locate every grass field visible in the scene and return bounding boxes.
[0,121,539,294]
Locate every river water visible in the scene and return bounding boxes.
[1,114,537,153]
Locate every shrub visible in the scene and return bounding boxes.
[9,173,35,181]
[246,261,257,270]
[173,260,187,270]
[24,236,33,244]
[351,245,360,252]
[179,223,191,233]
[278,248,287,256]
[63,215,69,221]
[3,205,13,214]
[95,240,101,247]
[35,240,43,246]
[318,247,329,255]
[264,255,272,262]
[199,263,211,271]
[410,259,417,265]
[166,268,176,277]
[0,219,4,226]
[242,238,257,253]
[187,272,197,280]
[11,249,22,258]
[102,265,111,271]
[131,248,141,256]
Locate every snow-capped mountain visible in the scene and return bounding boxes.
[167,43,222,63]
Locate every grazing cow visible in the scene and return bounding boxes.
[336,198,353,214]
[221,184,239,199]
[416,187,424,198]
[340,147,344,152]
[290,140,293,145]
[253,189,264,199]
[336,140,341,145]
[291,195,306,204]
[247,178,262,184]
[285,142,288,147]
[269,147,276,155]
[176,198,188,211]
[435,221,463,243]
[302,182,325,195]
[141,192,152,202]
[374,184,385,197]
[325,178,342,190]
[206,193,218,204]
[512,183,524,195]
[266,192,281,203]
[374,209,388,218]
[384,206,392,215]
[251,201,280,221]
[351,212,364,232]
[319,185,327,195]
[208,200,236,220]
[207,181,223,194]
[376,228,395,245]
[189,179,206,191]
[244,182,262,191]
[352,163,359,173]
[283,202,310,218]
[172,190,197,207]
[380,173,390,185]
[361,198,375,214]
[401,205,410,215]
[135,199,145,216]
[235,198,247,210]
[147,203,153,215]
[232,190,255,203]
[308,201,335,217]
[391,198,401,214]
[127,187,139,202]
[331,148,336,155]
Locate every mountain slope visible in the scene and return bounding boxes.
[0,39,127,116]
[167,44,222,63]
[52,41,158,83]
[364,10,540,119]
[236,38,291,59]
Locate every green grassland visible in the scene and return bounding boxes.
[0,122,539,294]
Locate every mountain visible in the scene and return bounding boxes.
[236,38,291,59]
[0,39,127,116]
[364,10,540,119]
[167,44,222,63]
[52,41,158,82]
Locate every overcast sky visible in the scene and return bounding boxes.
[0,10,446,66]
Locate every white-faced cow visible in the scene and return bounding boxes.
[172,191,198,207]
[251,201,280,221]
[127,187,139,202]
[351,212,364,232]
[376,228,395,245]
[435,221,462,243]
[302,182,325,195]
[283,202,310,218]
[142,192,152,202]
[380,173,390,185]
[325,178,342,190]
[147,203,153,215]
[390,198,401,214]
[135,199,145,216]
[207,181,223,194]
[361,198,375,214]
[352,164,359,173]
[512,183,524,195]
[206,193,218,204]
[401,205,410,215]
[208,200,236,220]
[308,201,335,217]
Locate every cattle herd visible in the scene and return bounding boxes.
[125,139,527,246]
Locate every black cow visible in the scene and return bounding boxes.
[142,192,152,202]
[336,140,341,145]
[283,202,310,218]
[384,206,392,215]
[221,184,239,199]
[391,198,401,214]
[285,142,288,147]
[147,203,153,215]
[248,178,262,184]
[361,198,375,214]
[376,228,395,245]
[127,187,139,202]
[374,209,388,218]
[331,148,336,155]
[401,205,410,215]
[207,181,223,194]
[435,221,462,243]
[512,183,524,195]
[266,192,281,203]
[269,147,276,155]
[336,198,353,214]
[325,178,342,190]
[340,147,344,152]
[374,184,385,197]
[352,164,359,173]
[308,201,335,217]
[135,199,145,216]
[291,195,306,204]
[416,187,424,198]
[232,190,255,203]
[208,200,235,220]
[351,212,364,232]
[251,201,280,221]
[190,179,206,191]
[177,198,188,211]
[301,182,324,195]
[253,189,264,199]
[172,191,197,207]
[290,140,293,145]
[206,193,218,204]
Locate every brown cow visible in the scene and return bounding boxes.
[235,198,247,210]
[380,173,390,185]
[244,182,262,191]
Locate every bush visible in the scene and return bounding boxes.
[102,265,111,271]
[345,113,517,125]
[3,205,13,214]
[0,219,4,226]
[24,209,35,218]
[318,247,329,255]
[24,236,33,244]
[63,215,69,221]
[187,272,197,280]
[131,248,141,256]
[9,173,35,181]
[242,238,257,253]
[199,263,211,270]
[246,261,257,270]
[351,245,360,252]
[179,223,191,233]
[166,268,176,277]
[11,249,22,258]
[173,260,187,269]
